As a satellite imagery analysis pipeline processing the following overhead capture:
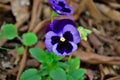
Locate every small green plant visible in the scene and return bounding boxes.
[51,11,59,18]
[77,26,92,41]
[51,11,59,22]
[16,46,25,55]
[0,24,38,56]
[20,48,86,80]
[0,24,38,46]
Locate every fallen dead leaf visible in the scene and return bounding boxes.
[11,0,30,22]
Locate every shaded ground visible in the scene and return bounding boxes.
[0,0,120,80]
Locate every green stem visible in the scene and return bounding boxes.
[51,15,54,22]
[68,55,72,61]
[17,36,23,44]
[0,47,10,50]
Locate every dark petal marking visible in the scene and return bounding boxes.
[58,1,65,7]
[63,31,73,41]
[65,41,73,53]
[62,8,71,13]
[63,24,81,44]
[57,1,72,13]
[56,41,73,54]
[51,36,60,45]
[56,42,65,54]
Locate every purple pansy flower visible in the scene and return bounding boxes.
[45,19,80,56]
[48,0,74,15]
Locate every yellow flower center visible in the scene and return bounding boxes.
[60,37,65,42]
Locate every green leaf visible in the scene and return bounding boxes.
[48,52,64,61]
[68,69,86,80]
[54,55,64,61]
[66,74,74,80]
[77,26,92,41]
[78,77,84,80]
[29,48,53,63]
[68,57,80,70]
[38,69,49,76]
[42,76,52,80]
[57,62,69,69]
[20,69,41,80]
[78,69,87,77]
[16,46,24,55]
[49,68,66,80]
[2,24,18,40]
[29,48,45,63]
[46,77,52,80]
[22,32,38,46]
[0,33,3,41]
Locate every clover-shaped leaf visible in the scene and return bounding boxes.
[77,26,92,41]
[2,24,18,40]
[22,32,38,46]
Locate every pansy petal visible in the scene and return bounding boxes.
[51,36,60,45]
[53,1,73,15]
[52,41,77,56]
[63,31,73,41]
[45,31,59,51]
[53,6,74,15]
[61,7,73,13]
[48,0,66,5]
[52,4,62,11]
[64,42,78,56]
[48,0,73,15]
[57,1,66,7]
[46,19,76,33]
[52,43,64,56]
[63,24,80,44]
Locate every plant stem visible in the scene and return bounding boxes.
[0,47,9,50]
[68,55,72,61]
[17,36,23,44]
